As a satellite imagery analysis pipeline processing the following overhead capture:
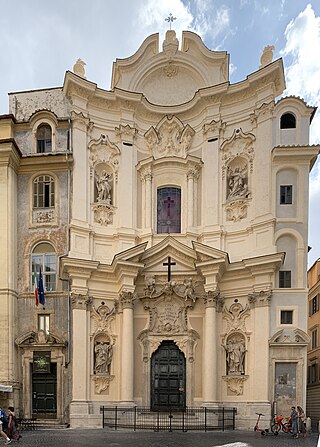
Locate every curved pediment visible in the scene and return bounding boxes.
[111,30,229,106]
[15,330,67,347]
[269,328,309,346]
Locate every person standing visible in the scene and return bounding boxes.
[290,406,299,438]
[297,405,306,437]
[0,408,11,444]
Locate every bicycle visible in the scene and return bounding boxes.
[270,415,292,434]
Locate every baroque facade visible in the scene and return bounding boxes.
[0,30,319,428]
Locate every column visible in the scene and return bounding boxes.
[71,111,89,223]
[203,291,218,404]
[145,171,152,229]
[187,170,194,229]
[69,293,91,425]
[120,291,135,404]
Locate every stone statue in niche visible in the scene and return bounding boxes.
[225,335,246,375]
[227,166,249,200]
[94,340,113,374]
[95,170,113,204]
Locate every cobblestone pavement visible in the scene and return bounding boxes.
[11,429,319,447]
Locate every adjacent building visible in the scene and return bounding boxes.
[307,258,320,425]
[0,30,318,428]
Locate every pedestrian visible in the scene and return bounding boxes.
[0,407,11,444]
[290,406,299,438]
[297,405,306,437]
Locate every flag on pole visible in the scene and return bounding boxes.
[34,270,39,306]
[38,268,45,306]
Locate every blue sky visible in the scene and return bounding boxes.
[0,0,319,266]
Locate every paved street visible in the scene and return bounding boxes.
[11,429,319,447]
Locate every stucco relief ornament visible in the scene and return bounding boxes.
[223,301,250,334]
[223,376,248,395]
[33,209,55,224]
[225,199,248,222]
[115,124,137,142]
[91,303,116,336]
[88,134,120,181]
[220,128,255,179]
[144,115,195,159]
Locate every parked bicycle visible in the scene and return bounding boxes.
[271,415,292,434]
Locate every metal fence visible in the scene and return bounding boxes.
[100,406,237,432]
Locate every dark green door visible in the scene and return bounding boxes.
[32,363,57,417]
[151,341,186,411]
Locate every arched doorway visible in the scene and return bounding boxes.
[151,341,186,411]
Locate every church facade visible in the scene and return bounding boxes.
[0,30,318,429]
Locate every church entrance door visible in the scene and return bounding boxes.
[151,341,186,411]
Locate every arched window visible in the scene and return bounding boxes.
[31,242,57,292]
[37,124,52,153]
[157,187,181,234]
[280,113,296,129]
[33,175,55,208]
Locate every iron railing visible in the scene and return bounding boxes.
[100,406,237,431]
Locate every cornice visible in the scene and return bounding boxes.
[272,145,320,169]
[19,152,73,173]
[0,139,22,171]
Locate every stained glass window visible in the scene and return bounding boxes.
[157,187,181,234]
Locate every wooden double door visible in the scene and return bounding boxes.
[151,341,186,411]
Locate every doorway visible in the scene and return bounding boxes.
[151,341,186,411]
[32,363,57,418]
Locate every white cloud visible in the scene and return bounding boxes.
[281,3,320,143]
[280,4,320,267]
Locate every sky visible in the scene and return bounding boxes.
[0,0,319,267]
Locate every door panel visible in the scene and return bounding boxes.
[151,341,186,411]
[32,363,57,416]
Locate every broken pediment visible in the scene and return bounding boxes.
[269,328,309,346]
[111,30,229,106]
[15,330,67,347]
